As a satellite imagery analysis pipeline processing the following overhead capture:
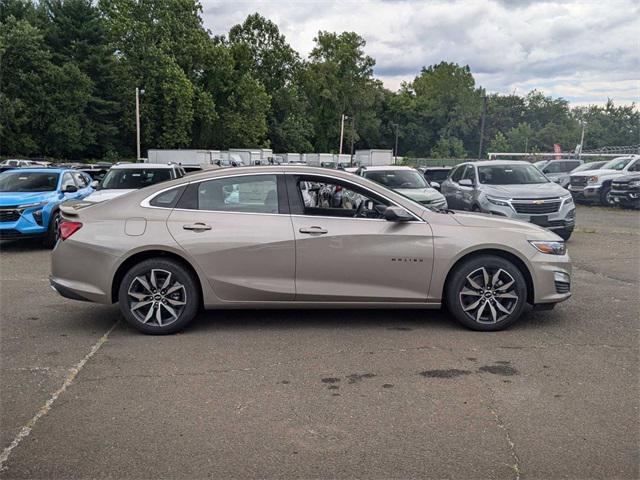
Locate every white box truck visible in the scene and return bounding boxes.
[229,148,263,165]
[147,149,219,168]
[282,153,301,164]
[306,153,335,167]
[354,149,393,167]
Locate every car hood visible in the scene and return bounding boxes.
[0,191,57,207]
[481,182,567,199]
[452,211,560,239]
[394,187,444,202]
[613,173,640,182]
[571,168,618,178]
[83,189,135,203]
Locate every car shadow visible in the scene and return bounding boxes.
[0,238,49,252]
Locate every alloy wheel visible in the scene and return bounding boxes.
[459,267,519,324]
[127,269,187,327]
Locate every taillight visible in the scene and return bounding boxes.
[59,221,82,241]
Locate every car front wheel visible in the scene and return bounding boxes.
[118,258,200,334]
[446,255,528,331]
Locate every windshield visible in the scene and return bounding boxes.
[478,164,548,185]
[533,160,549,169]
[572,161,605,173]
[365,170,428,189]
[100,168,172,189]
[602,157,633,171]
[0,172,59,192]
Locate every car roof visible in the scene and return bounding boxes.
[0,167,70,174]
[360,165,415,171]
[111,163,177,170]
[470,160,532,167]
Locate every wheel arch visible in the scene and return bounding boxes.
[111,249,204,305]
[442,248,535,305]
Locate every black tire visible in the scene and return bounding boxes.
[43,209,61,248]
[556,229,573,241]
[118,258,200,334]
[599,184,614,206]
[445,255,528,331]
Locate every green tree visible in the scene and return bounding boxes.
[506,122,534,152]
[304,31,380,152]
[488,131,510,153]
[228,14,312,151]
[430,136,467,158]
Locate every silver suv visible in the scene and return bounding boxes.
[441,161,575,240]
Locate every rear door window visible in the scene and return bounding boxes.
[197,175,279,214]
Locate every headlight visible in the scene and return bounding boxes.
[529,240,566,255]
[561,194,574,205]
[18,201,47,211]
[486,196,510,207]
[587,176,600,184]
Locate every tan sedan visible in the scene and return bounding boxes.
[51,166,571,334]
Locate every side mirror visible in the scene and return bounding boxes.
[459,179,473,187]
[63,185,78,193]
[90,180,99,188]
[383,206,413,222]
[430,181,441,190]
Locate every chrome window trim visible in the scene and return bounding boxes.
[141,169,425,222]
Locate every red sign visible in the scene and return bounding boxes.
[553,144,561,159]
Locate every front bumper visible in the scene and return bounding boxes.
[569,184,601,200]
[0,215,48,238]
[479,198,575,233]
[530,252,572,305]
[610,188,640,206]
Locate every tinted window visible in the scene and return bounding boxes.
[100,168,172,189]
[450,166,465,182]
[425,170,450,183]
[628,160,640,172]
[461,165,476,182]
[478,165,548,185]
[364,169,427,189]
[197,175,278,214]
[544,162,569,174]
[0,172,59,192]
[150,186,185,208]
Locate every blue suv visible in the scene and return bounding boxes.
[0,168,94,246]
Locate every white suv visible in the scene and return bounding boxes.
[82,163,185,204]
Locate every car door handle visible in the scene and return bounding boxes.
[183,223,212,232]
[299,226,328,235]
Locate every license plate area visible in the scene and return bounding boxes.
[530,215,549,226]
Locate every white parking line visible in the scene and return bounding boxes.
[0,321,118,470]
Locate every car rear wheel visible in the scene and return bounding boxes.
[446,255,527,331]
[118,258,200,334]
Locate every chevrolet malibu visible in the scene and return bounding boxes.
[51,166,571,334]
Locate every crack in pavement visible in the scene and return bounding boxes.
[488,406,522,480]
[0,321,119,471]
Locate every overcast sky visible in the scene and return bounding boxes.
[201,0,639,106]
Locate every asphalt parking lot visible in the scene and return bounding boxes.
[1,204,638,479]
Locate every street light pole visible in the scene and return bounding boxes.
[339,114,347,155]
[135,87,145,161]
[392,123,399,163]
[477,95,488,160]
[578,121,586,160]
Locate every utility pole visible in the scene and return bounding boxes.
[349,115,356,164]
[578,121,586,160]
[339,114,348,154]
[477,95,488,160]
[135,87,145,161]
[392,123,400,164]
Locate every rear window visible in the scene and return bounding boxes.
[100,169,172,189]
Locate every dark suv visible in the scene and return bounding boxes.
[610,173,640,209]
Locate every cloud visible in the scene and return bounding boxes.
[201,0,640,105]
